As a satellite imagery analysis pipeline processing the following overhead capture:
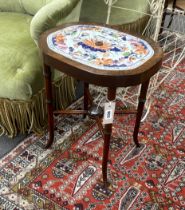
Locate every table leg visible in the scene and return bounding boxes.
[133,80,150,147]
[43,64,54,148]
[102,87,116,186]
[83,82,89,118]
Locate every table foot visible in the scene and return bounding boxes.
[133,80,150,147]
[99,178,112,189]
[102,181,111,188]
[45,131,54,149]
[133,139,140,148]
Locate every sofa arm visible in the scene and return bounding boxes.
[30,0,82,43]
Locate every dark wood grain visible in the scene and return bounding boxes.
[133,79,150,147]
[43,64,54,148]
[102,87,116,186]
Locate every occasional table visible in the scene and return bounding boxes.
[39,23,163,186]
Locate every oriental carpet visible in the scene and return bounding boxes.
[0,62,185,210]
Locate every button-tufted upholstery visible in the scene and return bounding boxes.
[0,0,82,137]
[0,13,42,100]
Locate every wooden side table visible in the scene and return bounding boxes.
[39,23,163,186]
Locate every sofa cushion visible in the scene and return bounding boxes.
[0,0,24,13]
[20,0,53,15]
[0,12,43,100]
[0,0,53,15]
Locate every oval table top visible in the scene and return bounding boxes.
[39,23,163,87]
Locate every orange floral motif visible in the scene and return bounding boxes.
[122,46,129,51]
[55,34,65,43]
[95,58,113,66]
[134,43,147,55]
[83,39,111,51]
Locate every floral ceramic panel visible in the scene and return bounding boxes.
[47,25,154,71]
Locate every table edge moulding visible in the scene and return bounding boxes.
[39,22,163,186]
[40,23,163,87]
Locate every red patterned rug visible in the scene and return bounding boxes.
[0,62,185,210]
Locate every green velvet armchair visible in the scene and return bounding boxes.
[0,0,82,137]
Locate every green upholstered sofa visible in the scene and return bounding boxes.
[0,0,82,137]
[80,0,150,34]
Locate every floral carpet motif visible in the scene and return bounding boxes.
[0,63,185,209]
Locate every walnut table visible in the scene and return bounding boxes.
[39,23,163,186]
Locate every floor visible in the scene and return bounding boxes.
[0,134,27,159]
[0,81,84,159]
